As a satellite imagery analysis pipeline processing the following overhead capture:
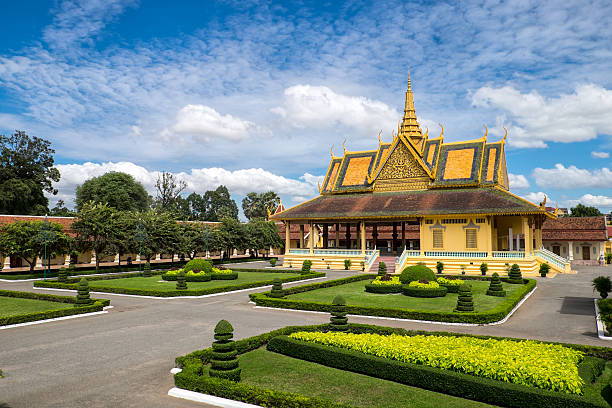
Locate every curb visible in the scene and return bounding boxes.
[594,299,612,340]
[0,305,112,330]
[168,387,263,408]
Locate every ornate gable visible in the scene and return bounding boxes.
[372,139,431,192]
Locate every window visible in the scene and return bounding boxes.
[441,218,467,224]
[476,218,485,223]
[425,219,433,224]
[433,229,444,248]
[465,229,477,249]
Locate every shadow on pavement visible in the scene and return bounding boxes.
[559,296,595,315]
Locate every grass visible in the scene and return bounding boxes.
[237,348,492,408]
[0,296,73,317]
[286,279,520,312]
[87,271,302,291]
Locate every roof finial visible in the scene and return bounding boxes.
[502,126,508,142]
[438,123,444,139]
[330,145,334,157]
[483,124,488,139]
[342,138,347,153]
[377,130,382,144]
[407,65,412,91]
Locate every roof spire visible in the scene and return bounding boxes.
[400,66,424,151]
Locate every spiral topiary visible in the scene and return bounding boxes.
[75,279,92,306]
[269,278,284,298]
[68,260,75,275]
[507,263,523,284]
[301,260,312,274]
[486,272,506,297]
[58,267,68,283]
[378,261,387,276]
[329,295,348,332]
[209,320,241,381]
[143,261,152,277]
[176,270,187,290]
[454,283,474,312]
[400,263,436,284]
[436,261,444,274]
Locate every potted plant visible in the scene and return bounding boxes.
[436,261,444,274]
[539,262,550,277]
[606,253,612,265]
[326,261,331,269]
[460,265,466,275]
[360,261,365,272]
[480,262,488,276]
[269,258,276,267]
[593,276,612,299]
[344,259,351,270]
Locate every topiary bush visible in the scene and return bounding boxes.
[486,273,506,297]
[378,261,387,276]
[269,278,284,298]
[344,259,351,270]
[480,263,488,276]
[455,283,474,312]
[270,258,276,267]
[68,261,75,275]
[606,253,612,265]
[539,262,550,277]
[507,263,523,284]
[75,279,92,306]
[593,276,612,299]
[184,259,213,274]
[209,320,241,382]
[402,280,448,298]
[400,263,436,284]
[329,295,348,332]
[58,267,68,283]
[143,261,152,277]
[176,270,187,290]
[301,260,312,274]
[436,261,444,274]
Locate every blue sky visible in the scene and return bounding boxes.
[1,0,611,213]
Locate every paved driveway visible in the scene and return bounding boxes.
[0,266,610,407]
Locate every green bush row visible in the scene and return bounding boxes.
[162,273,212,282]
[267,335,607,408]
[402,285,448,298]
[249,275,536,324]
[364,283,403,294]
[35,272,326,297]
[0,290,110,326]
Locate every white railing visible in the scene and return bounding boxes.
[408,250,421,257]
[535,249,570,270]
[492,251,525,259]
[289,249,309,254]
[289,248,375,256]
[424,251,488,258]
[396,248,409,268]
[366,249,380,270]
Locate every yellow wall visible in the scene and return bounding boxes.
[420,216,492,252]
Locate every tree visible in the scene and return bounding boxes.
[48,200,76,217]
[244,219,283,257]
[138,210,181,262]
[72,202,116,270]
[177,222,206,260]
[0,130,60,215]
[217,217,247,259]
[106,210,138,265]
[154,172,187,211]
[0,220,70,271]
[76,172,149,212]
[204,186,238,221]
[570,203,602,217]
[242,191,280,220]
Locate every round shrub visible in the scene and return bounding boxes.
[539,262,550,277]
[330,295,348,332]
[378,261,387,276]
[486,272,506,297]
[269,278,284,298]
[593,276,612,299]
[400,264,436,284]
[402,280,447,297]
[507,263,523,284]
[209,320,241,382]
[75,279,92,306]
[436,277,464,293]
[270,258,277,267]
[454,283,474,312]
[184,259,213,274]
[176,270,187,290]
[480,263,488,276]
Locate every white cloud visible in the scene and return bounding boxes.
[508,173,529,189]
[567,194,612,210]
[272,85,400,137]
[50,162,320,208]
[591,151,610,159]
[472,84,612,148]
[533,164,612,189]
[522,192,547,204]
[170,104,266,142]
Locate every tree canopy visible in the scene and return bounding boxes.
[153,171,187,211]
[76,172,150,212]
[72,202,117,270]
[0,131,60,215]
[570,203,602,217]
[242,191,280,220]
[175,186,239,221]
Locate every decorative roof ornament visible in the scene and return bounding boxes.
[438,123,444,139]
[502,126,508,143]
[554,204,559,217]
[330,144,335,158]
[539,194,547,208]
[377,130,382,145]
[342,138,347,153]
[483,124,488,140]
[399,67,424,146]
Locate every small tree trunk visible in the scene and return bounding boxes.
[28,259,35,271]
[95,250,100,270]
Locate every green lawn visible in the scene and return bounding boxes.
[88,271,301,291]
[286,279,521,312]
[0,296,73,317]
[238,348,492,408]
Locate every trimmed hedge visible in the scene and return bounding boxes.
[162,272,212,282]
[402,285,448,298]
[364,283,403,294]
[399,264,436,284]
[0,289,110,326]
[250,274,536,324]
[35,271,326,297]
[211,271,238,280]
[267,336,608,408]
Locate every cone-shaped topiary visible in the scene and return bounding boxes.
[507,263,523,284]
[209,320,241,381]
[329,295,348,332]
[454,283,474,312]
[58,267,68,283]
[378,261,387,276]
[269,278,284,298]
[75,279,92,306]
[301,260,312,274]
[68,260,75,275]
[176,270,187,290]
[436,261,444,274]
[486,272,506,297]
[143,261,152,277]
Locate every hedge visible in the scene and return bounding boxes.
[34,271,326,297]
[364,283,403,294]
[0,289,110,326]
[174,323,612,408]
[249,274,537,324]
[402,285,448,298]
[267,336,608,408]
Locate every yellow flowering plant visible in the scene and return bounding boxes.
[408,280,440,289]
[436,277,464,286]
[370,276,401,286]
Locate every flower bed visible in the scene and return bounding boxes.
[436,277,464,293]
[287,331,584,395]
[162,269,212,282]
[364,276,403,294]
[211,267,238,280]
[402,280,448,298]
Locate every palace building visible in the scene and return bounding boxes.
[271,74,573,275]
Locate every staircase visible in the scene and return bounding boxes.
[371,255,396,274]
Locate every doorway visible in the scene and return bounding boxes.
[582,246,591,260]
[552,245,561,256]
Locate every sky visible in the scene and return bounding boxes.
[1,0,611,215]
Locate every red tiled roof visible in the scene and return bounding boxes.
[0,215,76,235]
[542,216,607,241]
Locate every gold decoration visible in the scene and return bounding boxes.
[342,157,372,186]
[377,143,430,181]
[443,149,475,180]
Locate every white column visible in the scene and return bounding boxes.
[4,256,11,270]
[516,234,520,251]
[64,254,71,266]
[508,227,513,250]
[309,221,314,254]
[269,247,274,256]
[36,257,43,268]
[155,253,161,261]
[114,253,120,263]
[206,250,210,258]
[136,253,141,262]
[90,252,96,264]
[233,249,238,257]
[245,249,250,256]
[360,220,366,255]
[600,242,605,264]
[568,241,574,260]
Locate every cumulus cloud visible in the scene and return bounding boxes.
[522,192,547,204]
[533,164,612,189]
[271,85,400,137]
[508,173,529,189]
[50,161,320,208]
[472,84,612,148]
[567,194,612,210]
[591,151,610,159]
